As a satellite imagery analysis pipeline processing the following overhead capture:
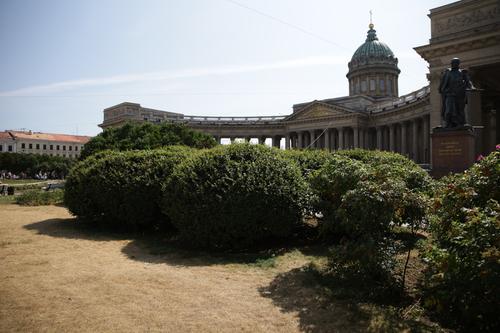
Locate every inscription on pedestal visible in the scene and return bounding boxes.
[431,128,475,178]
[437,140,462,156]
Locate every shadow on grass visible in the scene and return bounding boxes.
[24,218,133,241]
[121,234,328,268]
[258,267,441,333]
[119,222,323,267]
[23,217,320,267]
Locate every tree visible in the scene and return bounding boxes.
[80,122,217,159]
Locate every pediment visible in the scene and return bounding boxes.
[287,102,351,121]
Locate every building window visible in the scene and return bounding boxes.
[380,79,385,91]
[29,143,33,149]
[370,79,376,91]
[0,145,3,151]
[69,146,72,151]
[21,143,25,149]
[75,146,78,151]
[387,79,393,95]
[36,144,40,149]
[355,82,360,94]
[50,145,53,150]
[361,80,367,92]
[8,145,13,152]
[43,144,47,150]
[56,145,60,150]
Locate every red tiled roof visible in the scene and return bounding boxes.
[8,131,91,144]
[0,132,13,139]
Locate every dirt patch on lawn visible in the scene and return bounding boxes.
[0,204,445,332]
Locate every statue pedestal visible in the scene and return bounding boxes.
[431,127,475,178]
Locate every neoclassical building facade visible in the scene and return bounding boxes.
[0,130,90,158]
[100,0,499,167]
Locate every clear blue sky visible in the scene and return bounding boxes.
[0,0,451,136]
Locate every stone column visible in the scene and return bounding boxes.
[389,124,395,152]
[401,122,407,157]
[285,134,290,150]
[258,136,266,145]
[272,136,281,148]
[230,137,236,144]
[489,110,497,152]
[353,127,359,148]
[338,128,344,150]
[324,129,330,151]
[423,116,430,163]
[298,132,303,149]
[412,120,419,163]
[244,136,251,143]
[376,127,382,150]
[309,130,315,149]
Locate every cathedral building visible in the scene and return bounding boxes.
[100,0,499,167]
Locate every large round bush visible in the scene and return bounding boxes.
[309,155,370,237]
[162,144,308,250]
[281,149,335,178]
[64,146,193,230]
[337,149,434,193]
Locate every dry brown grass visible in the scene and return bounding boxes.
[0,204,446,332]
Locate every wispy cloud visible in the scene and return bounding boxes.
[0,56,347,97]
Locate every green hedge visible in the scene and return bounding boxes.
[281,149,335,177]
[310,151,429,289]
[422,150,500,331]
[162,144,309,250]
[64,146,193,230]
[16,189,64,206]
[337,149,433,193]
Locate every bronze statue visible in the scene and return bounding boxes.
[438,58,472,128]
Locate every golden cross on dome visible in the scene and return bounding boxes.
[369,10,374,29]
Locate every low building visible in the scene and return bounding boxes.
[0,130,91,158]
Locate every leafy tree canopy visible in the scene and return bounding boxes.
[80,122,217,159]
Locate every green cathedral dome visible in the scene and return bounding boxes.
[351,26,395,61]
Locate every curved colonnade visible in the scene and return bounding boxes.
[183,87,431,164]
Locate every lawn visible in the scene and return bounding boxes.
[0,178,49,185]
[0,204,447,332]
[0,195,15,205]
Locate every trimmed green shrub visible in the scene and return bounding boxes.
[80,122,216,159]
[337,149,434,193]
[64,146,193,230]
[7,186,14,195]
[421,150,500,332]
[281,149,335,177]
[16,189,64,206]
[162,143,308,250]
[310,152,429,292]
[309,155,370,237]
